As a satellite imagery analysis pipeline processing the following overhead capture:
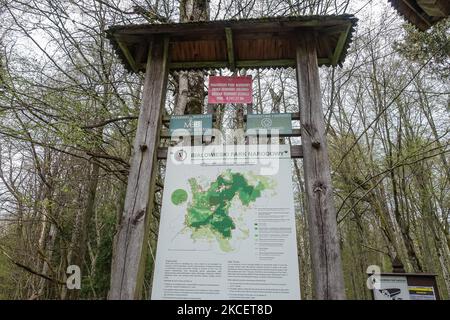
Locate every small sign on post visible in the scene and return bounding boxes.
[372,275,410,300]
[246,113,293,135]
[208,76,252,104]
[368,273,440,300]
[169,114,213,136]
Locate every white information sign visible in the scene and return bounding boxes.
[151,144,301,300]
[373,276,411,300]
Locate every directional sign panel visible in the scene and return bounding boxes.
[246,113,292,135]
[169,114,212,136]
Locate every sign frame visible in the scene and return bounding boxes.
[151,144,301,300]
[169,114,213,136]
[208,75,253,104]
[368,272,440,300]
[246,113,293,135]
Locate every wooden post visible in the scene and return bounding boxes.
[246,103,253,115]
[295,34,345,299]
[108,36,169,300]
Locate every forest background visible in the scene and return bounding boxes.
[0,0,448,300]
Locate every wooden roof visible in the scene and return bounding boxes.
[106,15,357,73]
[388,0,450,31]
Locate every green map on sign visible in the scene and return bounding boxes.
[171,170,275,252]
[171,189,188,205]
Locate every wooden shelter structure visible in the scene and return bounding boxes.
[388,0,450,31]
[106,14,357,300]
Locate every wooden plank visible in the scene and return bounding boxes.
[246,103,253,115]
[156,145,303,159]
[322,24,349,34]
[134,44,148,68]
[400,0,433,27]
[113,34,147,43]
[167,58,330,70]
[116,38,139,72]
[245,128,301,138]
[108,36,170,300]
[111,17,352,37]
[237,59,296,68]
[109,16,357,73]
[238,58,331,68]
[296,34,345,299]
[331,23,352,66]
[169,31,292,42]
[245,112,301,121]
[160,128,301,138]
[169,61,228,69]
[225,28,235,71]
[162,112,301,123]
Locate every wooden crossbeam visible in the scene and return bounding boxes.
[168,58,331,70]
[162,112,301,123]
[160,128,301,138]
[401,0,432,27]
[245,128,301,137]
[331,23,352,66]
[116,38,139,73]
[169,61,228,69]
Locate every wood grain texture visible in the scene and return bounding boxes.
[162,112,301,123]
[296,33,345,300]
[108,36,169,300]
[107,16,358,72]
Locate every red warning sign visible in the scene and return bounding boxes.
[208,76,253,104]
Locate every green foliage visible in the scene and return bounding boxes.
[0,252,15,299]
[0,0,449,301]
[81,212,116,299]
[395,19,450,79]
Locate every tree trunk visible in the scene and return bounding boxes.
[174,0,209,115]
[63,160,100,299]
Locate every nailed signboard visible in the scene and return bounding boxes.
[369,273,440,300]
[152,144,301,299]
[373,275,410,300]
[208,76,252,104]
[169,114,212,136]
[246,113,292,135]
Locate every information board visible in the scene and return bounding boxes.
[151,144,301,299]
[373,276,410,300]
[208,76,253,104]
[246,113,292,135]
[169,114,212,136]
